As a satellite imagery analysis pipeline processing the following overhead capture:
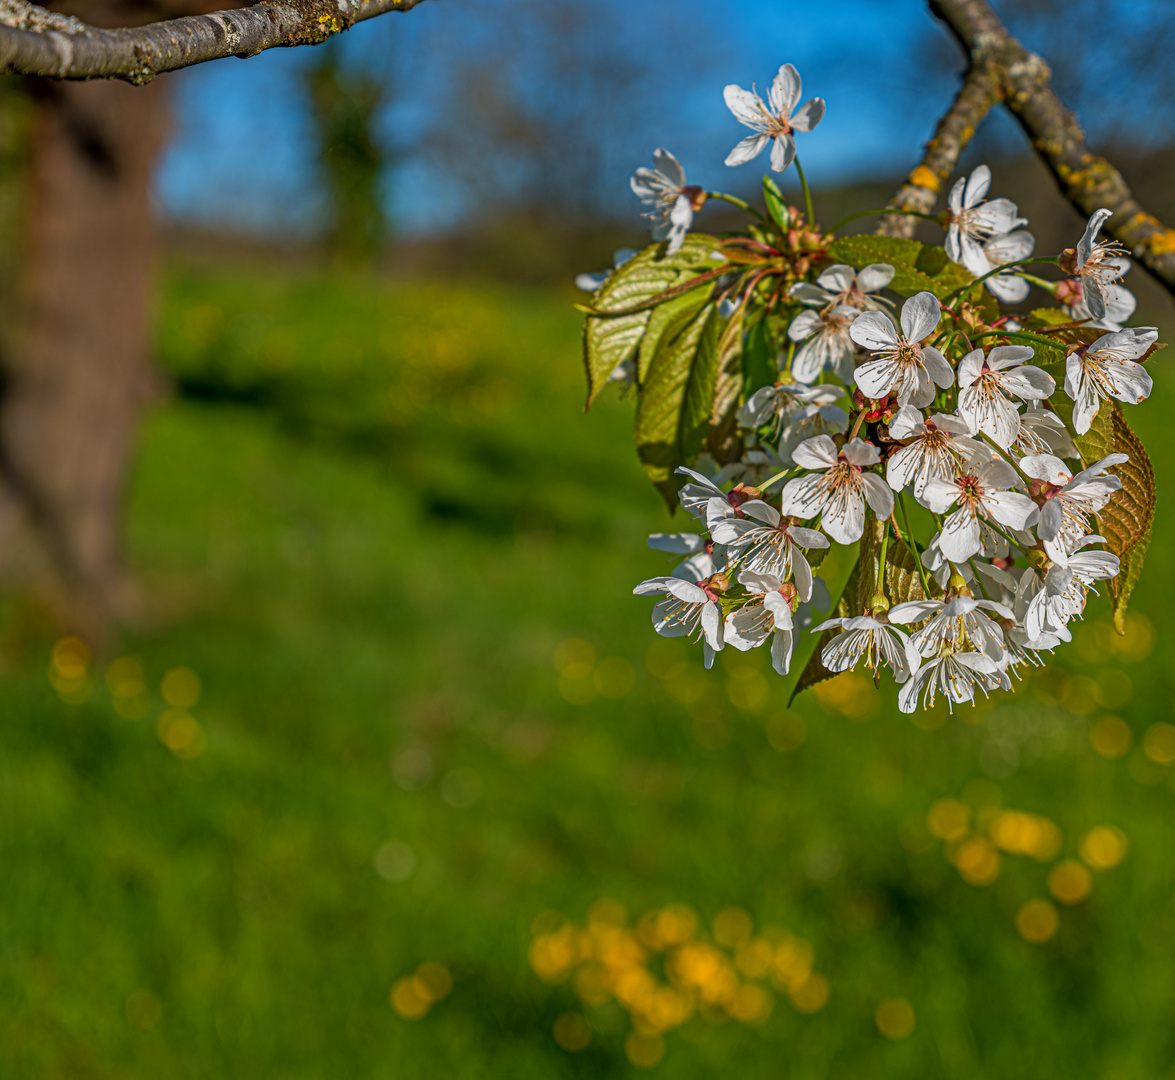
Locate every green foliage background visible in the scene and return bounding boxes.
[1,263,1174,1077]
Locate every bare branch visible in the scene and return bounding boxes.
[928,0,1175,298]
[877,59,1002,238]
[0,0,428,83]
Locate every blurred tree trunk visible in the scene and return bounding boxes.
[0,71,165,641]
[306,43,388,266]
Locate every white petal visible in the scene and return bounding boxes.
[862,473,895,518]
[856,263,895,292]
[841,437,881,467]
[725,133,770,167]
[789,97,825,132]
[939,507,982,562]
[984,490,1039,531]
[769,64,801,115]
[848,310,898,351]
[723,84,764,126]
[963,164,991,208]
[769,133,796,173]
[922,477,960,515]
[791,434,839,469]
[900,292,942,342]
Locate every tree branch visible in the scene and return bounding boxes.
[928,0,1175,298]
[877,58,1003,238]
[0,0,428,83]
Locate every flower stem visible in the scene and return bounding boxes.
[1018,273,1058,294]
[871,517,892,614]
[899,494,935,601]
[827,207,942,234]
[793,156,816,230]
[705,191,767,221]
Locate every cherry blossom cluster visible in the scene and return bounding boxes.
[622,62,1159,713]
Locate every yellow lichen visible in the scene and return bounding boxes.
[909,165,939,193]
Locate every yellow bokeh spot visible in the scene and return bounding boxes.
[1080,826,1128,870]
[106,656,145,698]
[927,798,970,841]
[156,711,206,760]
[727,982,773,1024]
[552,1012,592,1052]
[766,712,806,751]
[952,838,1001,886]
[529,925,584,982]
[789,972,830,1014]
[414,963,452,1003]
[1143,722,1175,765]
[161,667,201,709]
[1089,716,1132,759]
[588,898,628,926]
[712,907,753,949]
[553,638,595,679]
[813,671,880,721]
[875,998,916,1040]
[1112,614,1154,663]
[1016,899,1059,943]
[988,811,1061,861]
[734,938,774,978]
[652,904,697,948]
[625,1032,665,1068]
[594,657,635,698]
[726,673,769,711]
[390,976,430,1019]
[1048,860,1092,905]
[52,636,90,680]
[557,676,596,705]
[772,937,814,994]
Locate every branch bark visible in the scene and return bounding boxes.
[926,0,1175,297]
[877,59,1003,238]
[0,0,428,83]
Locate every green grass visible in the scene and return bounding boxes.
[1,263,1174,1077]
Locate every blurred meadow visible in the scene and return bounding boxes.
[1,259,1174,1077]
[3,0,1175,1077]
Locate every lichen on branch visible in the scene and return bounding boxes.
[0,0,428,83]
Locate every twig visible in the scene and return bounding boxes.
[876,60,1003,239]
[929,0,1175,301]
[0,0,428,83]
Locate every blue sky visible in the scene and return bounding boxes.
[156,0,1166,236]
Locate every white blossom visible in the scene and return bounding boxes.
[1012,402,1078,459]
[631,149,695,254]
[633,575,724,667]
[708,500,828,600]
[897,651,1006,714]
[1064,280,1136,331]
[956,345,1055,449]
[885,406,985,497]
[789,263,894,312]
[738,382,844,434]
[1021,536,1119,638]
[1064,326,1156,434]
[980,228,1036,303]
[714,442,787,490]
[787,305,860,384]
[723,63,825,174]
[810,615,917,684]
[724,571,796,675]
[889,596,1013,663]
[778,400,850,465]
[849,292,954,408]
[780,436,894,544]
[921,532,973,588]
[945,165,1028,277]
[1020,452,1127,565]
[1066,208,1131,322]
[921,458,1038,563]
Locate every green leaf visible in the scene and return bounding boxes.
[708,301,748,464]
[1026,307,1073,327]
[581,235,722,408]
[1071,401,1155,632]
[635,301,720,506]
[762,176,788,230]
[582,312,650,409]
[827,235,975,300]
[788,515,929,705]
[741,316,776,399]
[637,290,712,384]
